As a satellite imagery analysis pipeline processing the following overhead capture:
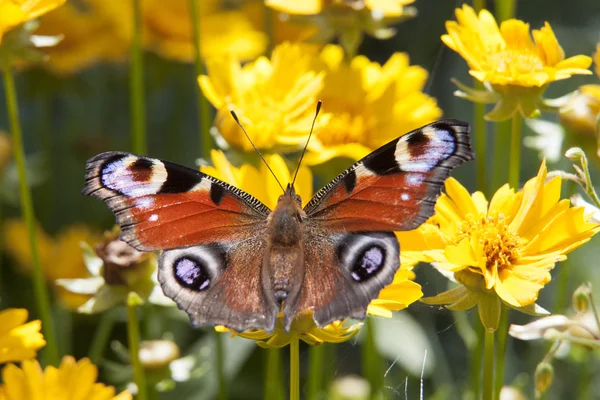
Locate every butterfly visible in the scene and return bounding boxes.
[83,118,474,332]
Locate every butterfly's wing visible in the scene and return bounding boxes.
[304,119,474,232]
[84,152,278,331]
[158,238,279,332]
[291,119,474,327]
[83,152,270,251]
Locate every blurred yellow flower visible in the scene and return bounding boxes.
[201,149,312,209]
[0,308,45,364]
[266,0,416,57]
[266,0,413,16]
[0,356,132,399]
[0,0,65,44]
[304,44,441,164]
[416,161,599,330]
[142,0,266,62]
[244,1,318,44]
[216,310,361,348]
[443,5,592,87]
[4,221,101,309]
[199,42,330,153]
[34,0,129,75]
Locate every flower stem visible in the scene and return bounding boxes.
[470,321,485,398]
[474,87,488,195]
[265,348,283,399]
[494,0,517,21]
[130,0,146,154]
[473,0,486,12]
[483,330,495,400]
[307,344,325,399]
[494,307,509,398]
[508,114,523,190]
[88,309,117,364]
[214,331,227,400]
[2,68,59,366]
[290,336,300,400]
[127,302,147,400]
[189,0,213,158]
[263,3,274,55]
[362,317,383,399]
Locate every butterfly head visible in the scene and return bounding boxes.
[268,183,306,246]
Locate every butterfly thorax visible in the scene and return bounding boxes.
[263,186,306,304]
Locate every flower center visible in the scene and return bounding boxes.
[455,213,523,274]
[487,48,545,74]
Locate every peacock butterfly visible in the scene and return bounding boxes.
[82,114,474,332]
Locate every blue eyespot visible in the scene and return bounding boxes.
[174,257,211,291]
[350,245,385,282]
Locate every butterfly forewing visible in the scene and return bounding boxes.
[83,152,270,251]
[303,119,474,232]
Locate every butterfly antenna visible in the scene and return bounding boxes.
[230,110,285,193]
[291,100,322,186]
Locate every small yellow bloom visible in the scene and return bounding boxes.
[33,0,129,75]
[199,42,330,153]
[4,221,101,309]
[443,5,592,87]
[0,0,66,44]
[216,310,361,348]
[142,0,266,62]
[0,356,132,399]
[0,308,45,364]
[412,161,599,329]
[201,150,312,210]
[304,44,441,164]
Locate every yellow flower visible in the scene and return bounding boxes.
[4,221,101,309]
[142,0,266,62]
[199,42,330,153]
[34,0,129,75]
[216,310,361,348]
[266,0,414,17]
[443,5,592,87]
[367,268,422,318]
[265,0,416,57]
[0,356,132,399]
[412,161,599,330]
[201,150,312,210]
[0,0,65,44]
[304,44,441,165]
[0,308,45,364]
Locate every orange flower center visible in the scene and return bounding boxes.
[456,213,523,273]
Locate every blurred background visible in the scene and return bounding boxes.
[1,0,600,399]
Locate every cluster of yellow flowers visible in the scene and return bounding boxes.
[1,0,600,397]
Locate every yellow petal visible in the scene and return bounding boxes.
[445,177,480,218]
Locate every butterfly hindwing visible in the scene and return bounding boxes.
[304,119,474,232]
[83,152,270,251]
[158,237,279,332]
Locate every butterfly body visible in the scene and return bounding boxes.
[83,119,474,332]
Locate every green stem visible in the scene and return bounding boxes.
[494,307,509,398]
[127,303,147,400]
[474,88,488,195]
[508,114,523,190]
[2,68,59,366]
[307,344,325,399]
[130,0,146,154]
[362,318,383,399]
[554,260,570,312]
[265,348,283,400]
[473,0,486,12]
[263,3,274,55]
[88,310,118,364]
[290,337,300,400]
[494,0,517,21]
[215,331,227,400]
[483,330,495,400]
[189,0,213,158]
[470,321,485,398]
[492,120,511,192]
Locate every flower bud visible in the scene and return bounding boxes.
[534,362,554,394]
[572,284,592,314]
